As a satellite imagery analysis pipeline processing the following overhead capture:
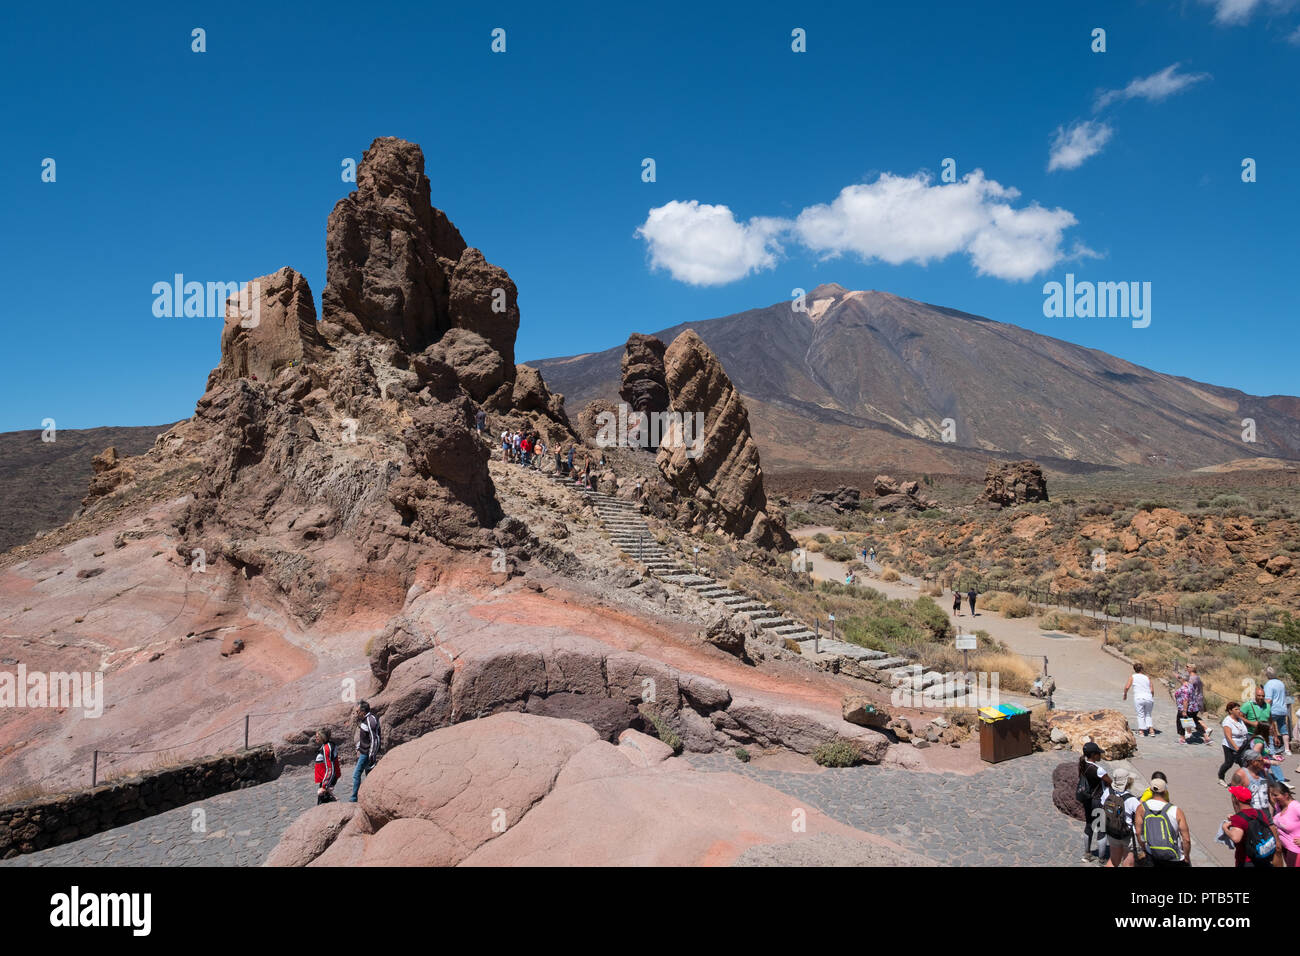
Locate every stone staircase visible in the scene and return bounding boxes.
[551,471,974,703]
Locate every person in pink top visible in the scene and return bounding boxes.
[1269,779,1300,867]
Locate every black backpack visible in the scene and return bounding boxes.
[1075,766,1099,804]
[1243,809,1277,865]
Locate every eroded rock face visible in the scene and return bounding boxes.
[322,137,466,351]
[655,330,793,551]
[1046,709,1135,760]
[619,333,669,428]
[449,247,519,368]
[810,486,860,513]
[979,459,1049,507]
[208,267,327,390]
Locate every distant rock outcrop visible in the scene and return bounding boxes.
[656,330,793,551]
[979,459,1049,507]
[809,485,860,513]
[869,474,938,512]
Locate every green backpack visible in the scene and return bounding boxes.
[1140,801,1180,862]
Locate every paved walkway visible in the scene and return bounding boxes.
[1,771,313,867]
[690,750,1089,866]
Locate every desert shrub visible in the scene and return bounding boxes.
[638,704,683,755]
[734,747,751,763]
[912,596,954,640]
[881,568,900,582]
[973,652,1037,693]
[822,542,855,562]
[813,532,830,544]
[1136,499,1169,512]
[813,740,864,767]
[787,510,813,527]
[1210,494,1249,510]
[782,637,803,654]
[1262,615,1300,648]
[999,595,1031,618]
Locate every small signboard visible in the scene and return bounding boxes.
[955,634,977,650]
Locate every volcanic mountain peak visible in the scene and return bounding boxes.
[534,288,1300,472]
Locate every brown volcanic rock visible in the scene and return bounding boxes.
[208,267,327,390]
[979,459,1049,507]
[619,333,669,420]
[420,328,507,403]
[448,247,519,369]
[486,365,576,448]
[656,330,793,550]
[577,399,617,443]
[322,137,466,352]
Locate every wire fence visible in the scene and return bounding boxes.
[926,572,1287,653]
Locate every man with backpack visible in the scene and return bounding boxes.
[1133,777,1191,867]
[351,701,382,803]
[314,728,341,805]
[1224,784,1281,867]
[1100,769,1141,867]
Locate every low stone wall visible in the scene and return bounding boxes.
[0,745,276,858]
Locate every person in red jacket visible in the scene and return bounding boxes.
[314,729,339,804]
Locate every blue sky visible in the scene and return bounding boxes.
[2,0,1297,431]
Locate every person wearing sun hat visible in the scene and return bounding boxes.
[1134,777,1190,867]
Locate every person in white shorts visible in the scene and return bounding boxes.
[1124,662,1157,737]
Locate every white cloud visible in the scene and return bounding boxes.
[635,200,784,286]
[638,170,1083,285]
[1199,0,1296,24]
[1048,120,1115,171]
[1094,63,1211,110]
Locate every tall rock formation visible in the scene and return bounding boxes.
[655,331,793,550]
[618,333,669,441]
[90,136,583,624]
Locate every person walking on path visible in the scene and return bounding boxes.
[1220,701,1251,785]
[1100,768,1141,867]
[1123,662,1157,737]
[1187,665,1210,742]
[1077,741,1112,864]
[350,701,382,803]
[1268,779,1299,867]
[1134,778,1191,867]
[952,590,962,617]
[1263,667,1291,757]
[1174,675,1193,743]
[314,729,339,805]
[1242,686,1273,742]
[967,588,977,615]
[1223,785,1280,867]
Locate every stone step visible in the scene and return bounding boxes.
[728,603,767,614]
[769,623,808,634]
[757,618,797,629]
[743,608,782,621]
[865,656,911,670]
[717,594,754,604]
[659,574,714,585]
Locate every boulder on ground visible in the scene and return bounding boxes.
[979,459,1049,507]
[1046,709,1135,759]
[842,694,889,728]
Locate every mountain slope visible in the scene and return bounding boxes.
[533,285,1300,472]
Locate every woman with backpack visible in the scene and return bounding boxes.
[1133,778,1190,867]
[1077,741,1112,864]
[1224,785,1281,867]
[1100,769,1141,867]
[314,728,340,804]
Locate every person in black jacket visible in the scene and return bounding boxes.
[350,701,382,802]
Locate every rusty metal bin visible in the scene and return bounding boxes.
[979,711,1032,763]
